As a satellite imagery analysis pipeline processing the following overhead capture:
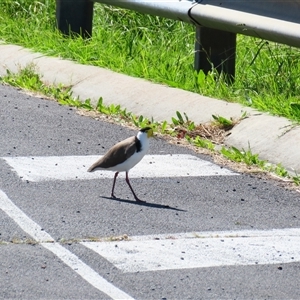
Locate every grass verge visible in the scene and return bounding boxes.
[0,1,300,123]
[1,65,299,186]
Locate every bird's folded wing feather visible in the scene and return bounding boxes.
[88,136,137,171]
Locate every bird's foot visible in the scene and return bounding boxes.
[111,193,145,202]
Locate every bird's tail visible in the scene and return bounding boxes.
[87,165,95,172]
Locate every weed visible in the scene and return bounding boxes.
[1,65,76,106]
[9,237,38,245]
[160,120,168,134]
[188,136,215,151]
[220,145,265,167]
[292,176,300,185]
[273,164,289,178]
[1,66,300,185]
[106,234,130,242]
[212,114,234,130]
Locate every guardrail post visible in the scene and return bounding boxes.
[56,0,94,37]
[194,26,236,83]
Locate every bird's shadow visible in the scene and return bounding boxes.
[101,196,186,212]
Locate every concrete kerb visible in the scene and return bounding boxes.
[0,44,299,174]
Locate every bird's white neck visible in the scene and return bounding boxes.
[137,131,150,152]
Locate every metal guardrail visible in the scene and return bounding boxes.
[56,0,300,81]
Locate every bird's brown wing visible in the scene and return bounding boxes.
[87,136,137,171]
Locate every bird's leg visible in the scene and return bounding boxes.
[125,172,145,202]
[111,172,119,199]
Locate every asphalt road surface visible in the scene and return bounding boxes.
[1,84,300,299]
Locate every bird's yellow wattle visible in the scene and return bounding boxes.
[147,128,154,138]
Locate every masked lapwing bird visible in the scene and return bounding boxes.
[87,127,154,202]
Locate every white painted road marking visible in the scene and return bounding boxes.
[0,190,134,300]
[0,189,55,243]
[82,229,300,273]
[2,154,238,182]
[1,190,300,293]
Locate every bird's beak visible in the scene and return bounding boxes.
[153,132,159,140]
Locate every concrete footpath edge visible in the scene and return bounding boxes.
[0,44,299,174]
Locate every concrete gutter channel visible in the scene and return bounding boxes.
[0,44,300,174]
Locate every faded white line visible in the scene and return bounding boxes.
[82,229,300,273]
[0,190,54,242]
[2,154,238,182]
[0,190,134,300]
[42,242,134,300]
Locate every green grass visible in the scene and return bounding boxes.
[1,0,300,123]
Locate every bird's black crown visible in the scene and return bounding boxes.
[140,127,152,132]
